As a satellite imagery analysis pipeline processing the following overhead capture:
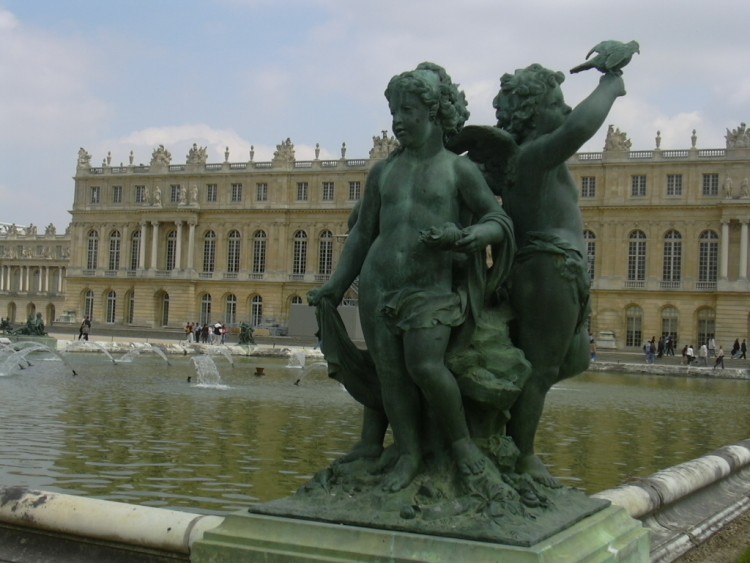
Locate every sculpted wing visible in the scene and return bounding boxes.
[447,125,518,196]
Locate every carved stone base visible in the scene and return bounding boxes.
[191,505,649,562]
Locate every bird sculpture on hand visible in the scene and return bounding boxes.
[570,40,639,75]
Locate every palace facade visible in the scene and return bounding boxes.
[1,124,749,349]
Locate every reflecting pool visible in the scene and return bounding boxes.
[1,351,748,515]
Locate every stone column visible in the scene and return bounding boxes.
[720,220,730,279]
[175,221,183,271]
[187,221,196,271]
[150,221,160,270]
[58,267,64,293]
[38,267,44,292]
[741,219,749,280]
[138,222,147,270]
[0,265,4,291]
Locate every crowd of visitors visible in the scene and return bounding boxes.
[184,321,228,344]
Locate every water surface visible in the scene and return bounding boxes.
[1,351,748,514]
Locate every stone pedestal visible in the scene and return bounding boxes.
[191,505,649,562]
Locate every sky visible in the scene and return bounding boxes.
[1,0,749,230]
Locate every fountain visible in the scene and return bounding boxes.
[1,340,77,376]
[190,355,228,388]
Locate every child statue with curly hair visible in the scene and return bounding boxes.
[493,64,627,487]
[309,62,514,492]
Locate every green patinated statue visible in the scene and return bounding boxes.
[238,322,255,345]
[308,61,518,493]
[451,47,631,488]
[11,313,47,336]
[257,45,636,543]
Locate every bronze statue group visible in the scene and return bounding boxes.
[306,41,638,517]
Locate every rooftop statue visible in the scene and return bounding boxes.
[186,143,208,165]
[603,124,632,151]
[150,144,172,166]
[257,45,636,544]
[726,122,750,149]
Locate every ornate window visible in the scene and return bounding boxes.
[130,230,141,270]
[206,184,218,202]
[702,173,719,196]
[625,305,643,348]
[667,174,682,196]
[225,294,237,325]
[252,230,267,274]
[84,290,94,320]
[135,185,146,203]
[200,294,212,325]
[126,291,135,324]
[160,292,170,326]
[631,175,646,197]
[86,230,99,270]
[231,183,243,202]
[90,186,100,204]
[297,182,309,201]
[348,181,361,200]
[112,186,122,203]
[661,306,678,344]
[583,230,596,282]
[698,230,719,283]
[627,230,646,281]
[251,295,263,326]
[256,183,268,201]
[322,182,335,201]
[697,308,715,347]
[662,229,682,283]
[318,230,334,276]
[106,291,116,323]
[170,184,181,203]
[581,176,596,198]
[202,231,216,272]
[166,230,177,270]
[108,230,121,271]
[227,230,241,273]
[293,230,307,275]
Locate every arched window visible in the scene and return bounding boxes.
[698,230,719,284]
[291,295,303,305]
[251,295,263,326]
[583,229,596,283]
[106,290,116,324]
[225,293,237,324]
[661,306,678,344]
[227,230,241,273]
[697,308,715,348]
[125,291,135,324]
[200,294,212,325]
[87,230,99,270]
[252,230,267,274]
[662,229,682,283]
[293,230,307,275]
[130,230,141,270]
[161,292,170,326]
[625,305,643,348]
[108,230,121,271]
[202,231,216,273]
[84,290,94,320]
[166,229,177,270]
[318,230,334,276]
[627,230,646,281]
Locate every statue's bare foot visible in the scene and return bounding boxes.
[381,453,421,493]
[337,441,383,464]
[516,454,562,488]
[453,437,486,476]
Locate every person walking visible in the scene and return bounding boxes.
[713,346,725,370]
[698,344,708,366]
[741,339,747,359]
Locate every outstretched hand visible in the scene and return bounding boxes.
[453,222,499,254]
[308,286,341,307]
